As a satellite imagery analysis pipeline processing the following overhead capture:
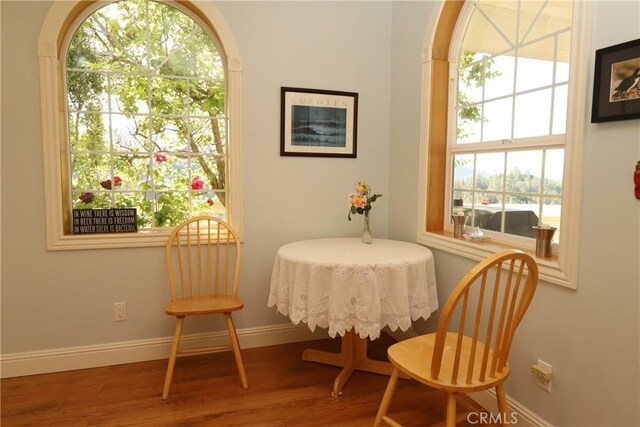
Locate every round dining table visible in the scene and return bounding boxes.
[268,237,439,396]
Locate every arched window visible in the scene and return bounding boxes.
[418,0,591,288]
[38,0,243,249]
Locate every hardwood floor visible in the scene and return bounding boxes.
[1,335,494,426]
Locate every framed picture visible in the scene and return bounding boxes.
[280,87,358,157]
[591,38,640,123]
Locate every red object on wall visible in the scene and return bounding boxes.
[635,161,640,200]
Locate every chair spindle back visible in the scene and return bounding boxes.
[165,216,241,301]
[431,250,538,385]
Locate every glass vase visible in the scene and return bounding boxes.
[361,213,373,244]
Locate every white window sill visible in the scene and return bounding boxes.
[418,231,573,289]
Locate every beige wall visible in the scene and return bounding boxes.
[1,1,639,426]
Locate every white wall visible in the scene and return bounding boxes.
[1,1,639,426]
[1,1,391,351]
[388,1,640,426]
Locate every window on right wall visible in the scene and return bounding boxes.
[418,0,591,289]
[451,1,573,245]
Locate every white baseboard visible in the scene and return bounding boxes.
[469,389,553,427]
[0,323,326,379]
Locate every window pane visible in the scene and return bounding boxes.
[190,80,225,115]
[506,150,542,194]
[556,31,572,82]
[71,153,111,190]
[66,71,108,112]
[192,191,226,219]
[113,154,150,190]
[513,89,551,138]
[70,113,110,152]
[111,75,149,115]
[544,149,564,195]
[503,200,539,238]
[484,55,515,100]
[155,192,189,227]
[150,77,188,115]
[453,154,474,189]
[153,117,188,153]
[483,98,513,142]
[473,192,502,231]
[552,84,568,135]
[153,155,188,190]
[515,49,554,93]
[112,114,149,152]
[457,104,482,144]
[541,197,562,242]
[190,118,226,154]
[475,152,505,191]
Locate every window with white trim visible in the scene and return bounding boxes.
[448,0,573,246]
[418,0,590,288]
[38,0,243,250]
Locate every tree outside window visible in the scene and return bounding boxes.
[66,0,227,229]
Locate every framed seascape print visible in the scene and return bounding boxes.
[591,38,640,123]
[280,87,358,157]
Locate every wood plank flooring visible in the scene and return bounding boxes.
[1,335,494,426]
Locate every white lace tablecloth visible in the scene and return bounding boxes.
[268,238,438,340]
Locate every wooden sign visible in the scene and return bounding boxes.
[72,208,137,234]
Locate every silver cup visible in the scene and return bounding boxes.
[533,226,556,258]
[452,214,468,238]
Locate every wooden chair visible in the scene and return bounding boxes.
[162,216,248,400]
[374,250,538,426]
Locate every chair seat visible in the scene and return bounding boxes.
[388,332,510,393]
[164,295,244,316]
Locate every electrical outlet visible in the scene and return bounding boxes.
[113,302,127,321]
[531,359,552,392]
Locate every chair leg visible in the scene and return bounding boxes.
[224,313,248,389]
[374,367,400,427]
[495,383,508,426]
[445,392,457,427]
[162,316,184,400]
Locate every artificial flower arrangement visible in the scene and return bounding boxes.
[348,181,382,221]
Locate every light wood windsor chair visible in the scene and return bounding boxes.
[162,216,248,400]
[374,250,538,427]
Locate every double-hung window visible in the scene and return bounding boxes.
[419,0,590,288]
[449,0,573,245]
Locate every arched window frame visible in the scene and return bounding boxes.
[417,0,591,289]
[38,0,243,250]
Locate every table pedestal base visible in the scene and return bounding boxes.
[302,329,403,396]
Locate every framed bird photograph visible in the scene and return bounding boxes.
[591,38,640,123]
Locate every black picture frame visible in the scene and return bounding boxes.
[280,87,358,157]
[591,38,640,123]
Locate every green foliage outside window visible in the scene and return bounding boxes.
[66,0,226,229]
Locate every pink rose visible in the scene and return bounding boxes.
[155,152,167,163]
[191,176,204,190]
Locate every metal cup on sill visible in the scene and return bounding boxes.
[532,225,556,258]
[452,213,468,238]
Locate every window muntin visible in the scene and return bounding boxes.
[65,0,228,230]
[448,0,573,244]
